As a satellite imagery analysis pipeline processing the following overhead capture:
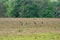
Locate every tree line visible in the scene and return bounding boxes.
[0,0,60,18]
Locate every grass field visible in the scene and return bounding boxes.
[0,34,60,40]
[0,18,60,40]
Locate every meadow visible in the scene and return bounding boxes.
[0,18,60,40]
[0,34,60,40]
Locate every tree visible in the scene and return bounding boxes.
[0,0,60,18]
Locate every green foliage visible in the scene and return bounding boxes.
[40,5,54,18]
[0,0,60,18]
[22,3,40,17]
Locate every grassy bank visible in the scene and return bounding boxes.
[0,34,60,40]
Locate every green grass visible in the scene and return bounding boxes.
[0,34,60,40]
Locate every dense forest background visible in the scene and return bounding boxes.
[0,0,60,18]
